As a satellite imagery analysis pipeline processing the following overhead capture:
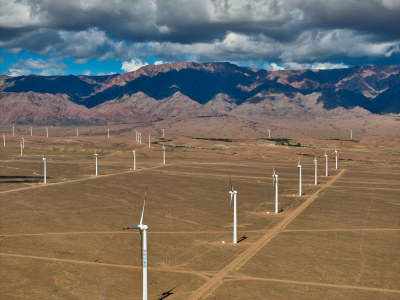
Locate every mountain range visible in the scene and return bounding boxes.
[0,62,399,125]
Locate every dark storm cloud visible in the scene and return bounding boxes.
[0,0,399,67]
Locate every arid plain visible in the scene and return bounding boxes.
[0,121,399,299]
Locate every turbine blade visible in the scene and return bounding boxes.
[139,189,147,225]
[230,192,233,208]
[123,225,140,230]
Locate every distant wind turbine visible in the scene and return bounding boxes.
[12,125,15,136]
[229,176,238,244]
[20,140,23,157]
[2,133,5,147]
[107,128,110,139]
[162,144,165,164]
[94,152,98,176]
[123,192,148,300]
[46,126,48,138]
[133,150,136,170]
[268,128,271,139]
[273,167,279,214]
[334,148,338,170]
[324,151,328,177]
[22,136,24,149]
[148,134,151,148]
[313,157,318,185]
[297,158,302,196]
[30,126,32,136]
[162,128,165,138]
[77,127,79,136]
[350,129,353,140]
[43,155,47,184]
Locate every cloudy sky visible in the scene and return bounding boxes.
[0,0,399,76]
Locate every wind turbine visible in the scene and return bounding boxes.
[148,134,151,148]
[140,133,142,144]
[268,128,271,139]
[12,125,15,136]
[297,158,302,196]
[229,176,238,244]
[162,128,165,138]
[20,140,23,157]
[135,130,138,142]
[350,129,353,140]
[133,150,136,170]
[334,148,338,170]
[107,128,110,139]
[94,152,98,176]
[2,133,5,147]
[123,192,148,300]
[30,126,32,136]
[162,144,165,164]
[43,155,47,184]
[313,157,317,185]
[324,151,328,177]
[21,136,24,149]
[273,167,279,214]
[77,127,79,136]
[46,126,49,138]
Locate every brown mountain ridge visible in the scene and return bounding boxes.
[0,62,399,125]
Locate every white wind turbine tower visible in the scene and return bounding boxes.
[229,176,238,244]
[43,155,47,184]
[135,130,138,143]
[268,128,271,139]
[20,140,23,157]
[132,150,136,170]
[77,127,79,136]
[46,126,49,138]
[162,128,165,138]
[162,144,165,164]
[2,133,5,147]
[313,157,318,185]
[297,158,302,196]
[123,193,148,300]
[334,148,338,170]
[324,151,328,177]
[22,136,24,149]
[107,128,110,139]
[30,126,32,136]
[148,134,151,148]
[272,167,279,214]
[94,152,98,176]
[350,129,353,140]
[140,133,142,144]
[12,125,15,136]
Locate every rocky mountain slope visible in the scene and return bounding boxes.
[0,63,399,124]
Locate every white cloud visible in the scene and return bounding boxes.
[83,70,91,76]
[281,62,349,70]
[121,58,147,72]
[6,58,67,76]
[264,62,284,71]
[154,60,163,65]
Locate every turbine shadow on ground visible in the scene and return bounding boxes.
[156,285,179,299]
[0,175,51,184]
[237,234,248,243]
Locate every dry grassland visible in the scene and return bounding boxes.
[0,124,399,299]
